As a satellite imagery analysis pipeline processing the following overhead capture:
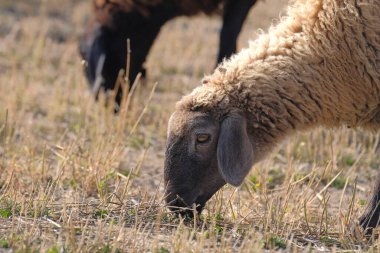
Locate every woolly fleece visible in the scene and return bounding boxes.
[177,0,380,158]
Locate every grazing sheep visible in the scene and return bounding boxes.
[164,0,380,234]
[80,0,257,109]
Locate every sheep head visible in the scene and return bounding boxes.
[79,23,127,103]
[164,108,254,216]
[79,1,171,108]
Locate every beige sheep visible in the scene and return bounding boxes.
[164,0,380,234]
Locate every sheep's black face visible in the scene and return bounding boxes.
[165,108,255,216]
[164,111,226,216]
[80,8,169,107]
[80,25,126,102]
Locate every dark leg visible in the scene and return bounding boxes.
[217,0,257,63]
[359,171,380,235]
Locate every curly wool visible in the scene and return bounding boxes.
[178,0,380,149]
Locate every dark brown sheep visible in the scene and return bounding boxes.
[80,0,257,110]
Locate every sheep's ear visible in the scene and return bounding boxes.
[217,113,254,186]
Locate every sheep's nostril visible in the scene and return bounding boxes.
[195,203,204,214]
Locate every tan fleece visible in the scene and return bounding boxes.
[177,0,380,160]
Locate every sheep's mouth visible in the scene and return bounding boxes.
[167,195,206,218]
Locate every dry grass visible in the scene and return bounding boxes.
[1,0,380,252]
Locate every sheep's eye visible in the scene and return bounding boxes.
[196,134,210,143]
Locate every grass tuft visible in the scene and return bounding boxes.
[0,239,10,249]
[267,235,286,249]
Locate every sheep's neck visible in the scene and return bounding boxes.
[203,51,375,166]
[212,57,328,144]
[217,50,378,138]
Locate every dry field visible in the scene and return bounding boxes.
[1,0,380,252]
